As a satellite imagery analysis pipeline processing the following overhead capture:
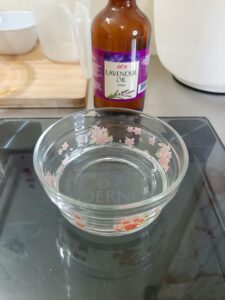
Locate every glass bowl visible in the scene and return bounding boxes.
[33,108,189,236]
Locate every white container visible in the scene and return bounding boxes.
[0,11,37,55]
[73,0,92,78]
[31,0,79,63]
[154,0,225,93]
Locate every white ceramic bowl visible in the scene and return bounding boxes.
[0,11,37,55]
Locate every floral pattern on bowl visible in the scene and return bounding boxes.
[44,124,172,234]
[54,126,172,175]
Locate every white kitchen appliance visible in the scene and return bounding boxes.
[154,0,225,93]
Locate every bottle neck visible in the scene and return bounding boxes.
[109,0,137,8]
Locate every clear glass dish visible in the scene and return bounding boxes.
[33,108,189,236]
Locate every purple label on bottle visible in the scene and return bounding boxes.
[92,48,150,102]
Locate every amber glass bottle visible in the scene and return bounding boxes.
[92,0,151,111]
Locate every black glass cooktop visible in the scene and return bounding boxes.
[0,117,225,300]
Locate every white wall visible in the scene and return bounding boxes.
[0,0,156,53]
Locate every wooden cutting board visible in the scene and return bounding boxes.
[0,44,87,108]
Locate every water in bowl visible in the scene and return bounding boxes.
[57,145,168,205]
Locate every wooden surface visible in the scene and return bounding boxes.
[0,56,225,145]
[0,45,87,108]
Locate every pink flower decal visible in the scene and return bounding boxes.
[58,142,70,156]
[149,136,156,146]
[45,171,56,188]
[58,149,63,156]
[74,215,86,229]
[125,137,135,147]
[62,142,69,151]
[133,127,142,135]
[156,143,172,172]
[62,154,69,166]
[127,127,142,135]
[114,216,146,232]
[127,127,134,133]
[91,126,113,145]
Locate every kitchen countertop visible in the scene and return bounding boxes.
[0,55,225,145]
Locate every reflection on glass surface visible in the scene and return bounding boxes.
[56,212,166,279]
[0,120,42,150]
[0,159,4,182]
